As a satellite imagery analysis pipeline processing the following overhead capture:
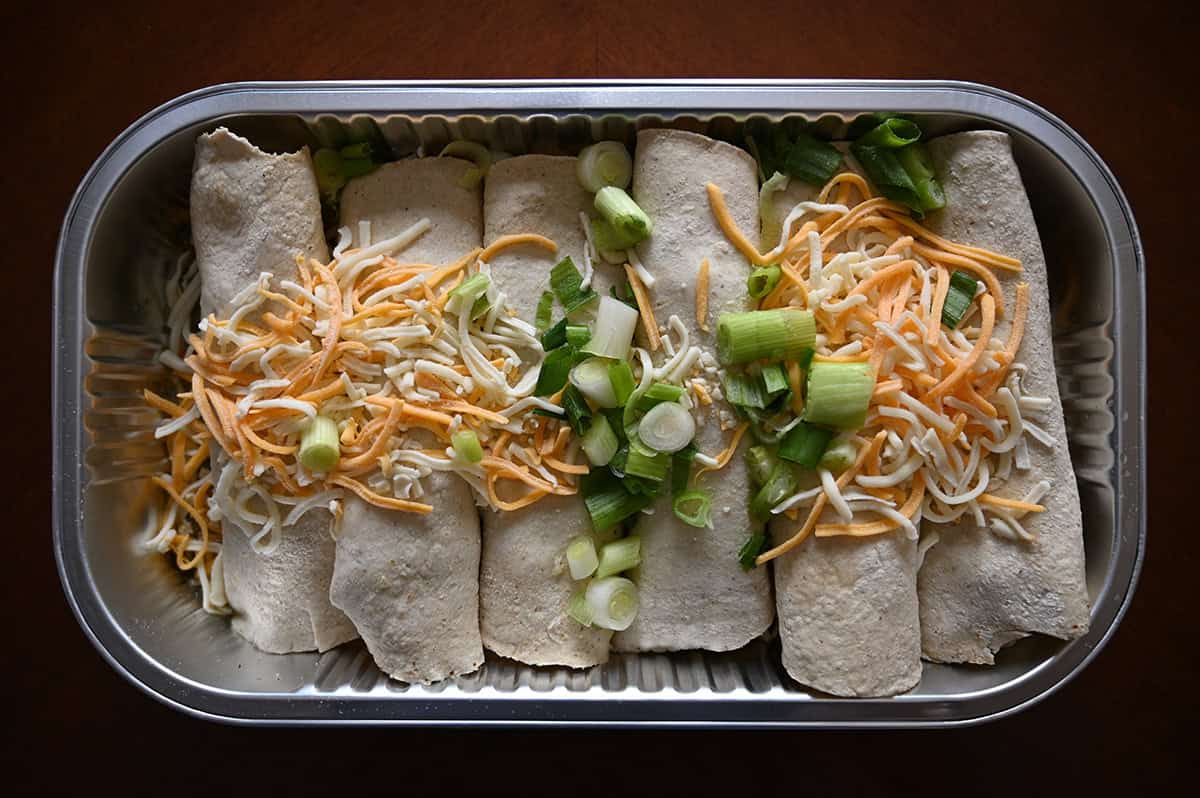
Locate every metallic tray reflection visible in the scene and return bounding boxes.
[52,80,1145,727]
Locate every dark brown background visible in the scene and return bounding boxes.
[4,0,1187,793]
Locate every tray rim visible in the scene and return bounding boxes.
[52,78,1146,728]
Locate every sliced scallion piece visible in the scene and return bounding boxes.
[590,217,640,253]
[581,414,619,466]
[566,535,599,580]
[594,186,652,245]
[671,444,697,494]
[624,438,670,482]
[818,434,858,473]
[534,345,579,397]
[549,256,599,315]
[737,532,769,570]
[561,384,591,436]
[567,586,593,626]
[451,429,484,464]
[586,576,640,631]
[749,460,797,520]
[440,140,492,188]
[716,309,816,365]
[637,401,696,453]
[895,143,946,212]
[784,131,844,186]
[941,270,979,329]
[566,324,590,348]
[570,357,619,408]
[581,469,652,531]
[778,421,834,468]
[760,362,790,397]
[582,295,639,361]
[745,445,779,487]
[595,536,641,579]
[673,489,712,528]
[634,382,685,412]
[855,117,921,149]
[850,144,921,214]
[313,149,346,200]
[758,171,790,248]
[577,141,633,192]
[447,272,491,316]
[535,290,554,332]
[607,360,636,407]
[747,264,782,300]
[298,416,340,472]
[804,360,875,430]
[541,318,568,351]
[721,372,768,410]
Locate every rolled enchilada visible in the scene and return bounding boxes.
[612,129,774,653]
[329,157,486,683]
[190,127,357,653]
[478,155,620,667]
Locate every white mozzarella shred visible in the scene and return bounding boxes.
[627,247,655,288]
[763,201,850,260]
[857,453,924,488]
[332,226,353,258]
[283,490,344,527]
[154,406,200,439]
[820,468,853,522]
[916,530,940,568]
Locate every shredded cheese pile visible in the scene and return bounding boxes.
[707,172,1055,565]
[144,224,596,612]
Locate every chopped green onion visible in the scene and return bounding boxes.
[637,401,696,453]
[313,149,346,200]
[582,295,639,361]
[594,186,652,245]
[541,318,568,350]
[671,444,697,494]
[804,360,875,430]
[440,141,492,188]
[855,118,921,149]
[758,171,791,249]
[581,469,652,531]
[567,587,593,626]
[609,280,640,312]
[590,217,640,253]
[672,489,712,528]
[778,421,834,468]
[737,532,769,570]
[581,414,619,466]
[750,460,797,521]
[447,272,491,316]
[561,384,592,436]
[340,157,375,179]
[595,536,641,579]
[577,141,633,192]
[607,360,636,407]
[585,576,640,631]
[721,372,768,410]
[451,429,484,464]
[566,324,590,348]
[798,347,815,370]
[850,144,922,215]
[895,143,946,212]
[339,142,374,160]
[298,416,340,472]
[549,256,599,316]
[570,357,619,408]
[784,131,844,186]
[747,265,782,301]
[818,434,858,473]
[624,438,670,482]
[941,270,979,329]
[566,535,599,580]
[534,345,579,396]
[760,363,790,397]
[634,382,685,412]
[745,445,779,487]
[716,309,816,365]
[535,291,554,332]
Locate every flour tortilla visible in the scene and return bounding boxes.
[190,128,355,654]
[760,158,921,696]
[612,129,774,652]
[478,155,618,667]
[330,156,485,682]
[917,130,1089,664]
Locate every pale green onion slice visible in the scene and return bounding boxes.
[758,171,790,250]
[447,272,491,316]
[585,576,640,630]
[582,295,639,360]
[298,416,340,472]
[570,357,619,408]
[818,434,858,473]
[580,414,619,466]
[716,309,815,365]
[577,141,633,192]
[637,401,695,453]
[451,429,484,464]
[672,489,712,528]
[566,535,599,580]
[805,360,875,430]
[440,141,492,188]
[594,186,652,245]
[567,587,593,627]
[595,536,642,579]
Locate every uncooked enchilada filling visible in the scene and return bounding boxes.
[144,118,1062,667]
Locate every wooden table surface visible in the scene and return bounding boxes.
[6,0,1188,792]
